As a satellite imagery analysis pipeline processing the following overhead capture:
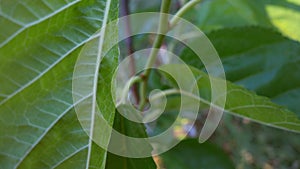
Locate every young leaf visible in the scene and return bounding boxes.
[0,0,118,168]
[159,64,300,133]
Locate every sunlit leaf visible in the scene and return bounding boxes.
[188,0,300,41]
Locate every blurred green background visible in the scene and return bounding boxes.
[122,0,300,168]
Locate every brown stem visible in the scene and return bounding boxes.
[120,0,139,104]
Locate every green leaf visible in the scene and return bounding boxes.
[188,0,300,41]
[160,139,234,169]
[0,0,119,168]
[265,0,300,42]
[181,27,300,116]
[159,64,300,133]
[188,0,271,30]
[105,111,157,169]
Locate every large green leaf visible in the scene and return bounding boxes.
[160,139,234,169]
[159,64,300,133]
[181,27,300,116]
[187,0,300,41]
[0,0,119,168]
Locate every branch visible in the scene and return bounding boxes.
[139,0,172,110]
[170,0,202,27]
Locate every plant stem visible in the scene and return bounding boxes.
[119,76,142,106]
[139,0,202,110]
[150,88,212,107]
[170,0,202,28]
[139,0,172,110]
[138,77,147,110]
[143,0,172,76]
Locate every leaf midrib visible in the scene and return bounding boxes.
[85,0,113,168]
